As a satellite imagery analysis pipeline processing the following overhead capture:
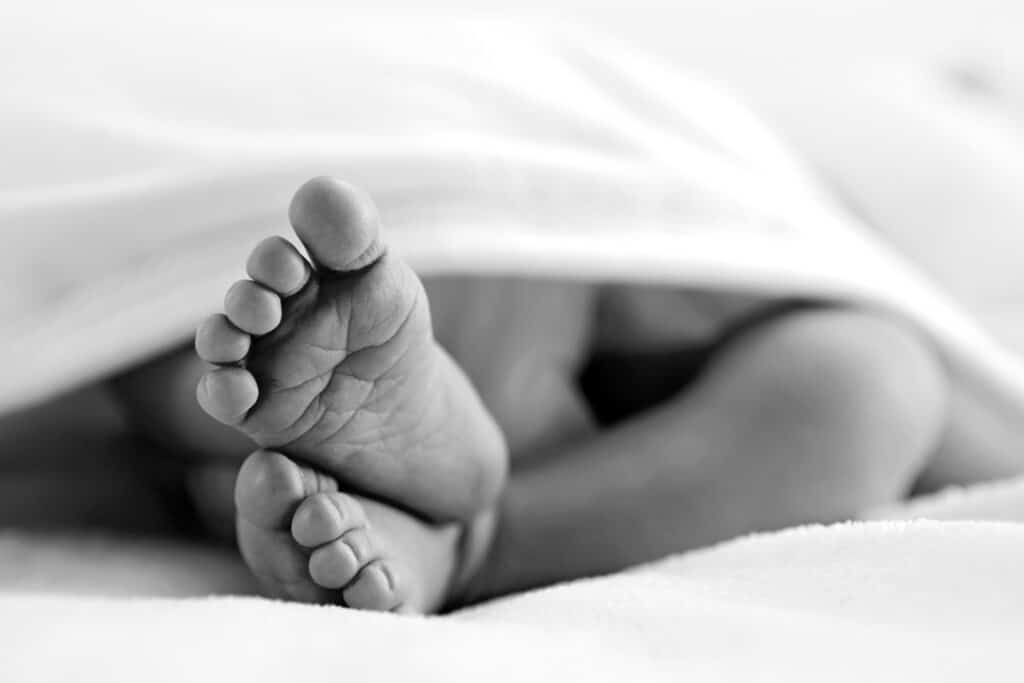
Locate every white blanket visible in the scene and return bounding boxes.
[3,4,1024,681]
[3,478,1024,681]
[3,3,1024,415]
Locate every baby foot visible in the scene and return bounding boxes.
[235,450,467,612]
[195,178,506,521]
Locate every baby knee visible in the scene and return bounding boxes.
[749,308,949,452]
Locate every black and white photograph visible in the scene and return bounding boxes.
[1,1,1022,679]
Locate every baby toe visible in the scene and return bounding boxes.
[235,450,309,529]
[236,511,333,605]
[308,537,362,589]
[195,314,251,364]
[292,492,367,548]
[237,516,309,586]
[196,367,258,425]
[343,561,401,611]
[288,177,384,273]
[224,280,282,335]
[246,236,311,297]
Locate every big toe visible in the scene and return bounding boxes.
[235,450,337,529]
[288,177,384,273]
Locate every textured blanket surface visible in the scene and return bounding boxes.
[3,478,1023,682]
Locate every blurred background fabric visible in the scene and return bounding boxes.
[5,0,1024,399]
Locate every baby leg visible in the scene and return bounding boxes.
[465,306,948,600]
